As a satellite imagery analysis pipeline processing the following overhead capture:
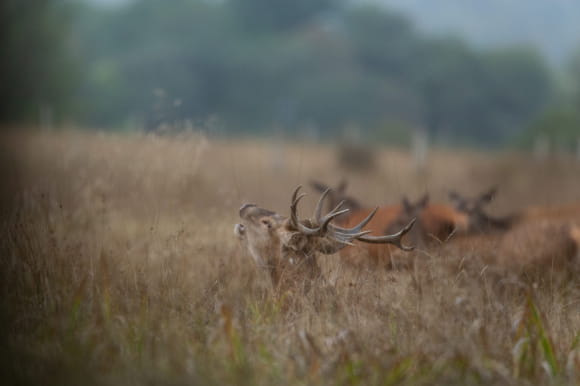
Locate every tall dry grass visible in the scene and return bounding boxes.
[0,130,579,385]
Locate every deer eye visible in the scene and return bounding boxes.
[261,219,272,229]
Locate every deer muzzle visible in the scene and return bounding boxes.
[234,223,246,240]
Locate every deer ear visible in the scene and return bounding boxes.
[337,178,348,194]
[448,191,461,202]
[418,193,429,208]
[309,180,328,193]
[480,187,497,203]
[402,196,412,212]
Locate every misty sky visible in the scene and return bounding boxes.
[375,0,580,64]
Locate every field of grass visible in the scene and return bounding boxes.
[0,130,579,385]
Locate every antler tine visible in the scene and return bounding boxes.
[355,218,416,251]
[345,207,378,234]
[329,200,345,217]
[292,193,307,210]
[289,186,306,229]
[313,187,331,222]
[291,185,306,207]
[289,185,322,235]
[332,229,372,243]
[331,207,378,237]
[314,198,348,231]
[319,208,350,232]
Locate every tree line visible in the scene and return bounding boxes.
[2,0,579,147]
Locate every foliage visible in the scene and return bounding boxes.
[568,47,580,109]
[229,0,342,33]
[519,107,580,152]
[517,46,580,152]
[0,0,77,124]
[0,0,561,146]
[72,0,556,144]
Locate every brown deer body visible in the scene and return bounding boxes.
[338,205,405,265]
[494,221,578,269]
[386,195,469,248]
[447,187,580,269]
[234,186,415,290]
[310,180,467,265]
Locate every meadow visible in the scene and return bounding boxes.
[0,130,579,385]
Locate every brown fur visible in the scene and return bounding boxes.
[384,197,469,250]
[338,205,403,266]
[570,224,580,245]
[448,188,580,269]
[337,201,467,267]
[520,203,580,222]
[310,181,468,265]
[416,204,469,244]
[495,221,578,268]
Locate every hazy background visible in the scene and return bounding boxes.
[2,0,580,149]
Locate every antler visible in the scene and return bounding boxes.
[354,219,416,251]
[289,186,415,251]
[289,186,349,236]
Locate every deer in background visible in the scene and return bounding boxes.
[385,194,469,247]
[447,187,580,269]
[448,187,518,233]
[234,186,415,290]
[448,186,580,233]
[309,180,468,264]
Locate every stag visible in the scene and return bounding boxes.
[234,186,415,290]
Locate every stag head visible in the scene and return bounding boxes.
[234,186,415,288]
[385,194,430,245]
[448,187,496,214]
[448,187,516,232]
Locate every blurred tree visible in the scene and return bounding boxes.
[521,107,580,152]
[518,47,580,152]
[482,48,553,141]
[0,0,77,125]
[344,6,417,79]
[414,38,488,143]
[229,0,342,33]
[414,41,552,145]
[568,47,580,109]
[64,0,557,146]
[75,0,234,128]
